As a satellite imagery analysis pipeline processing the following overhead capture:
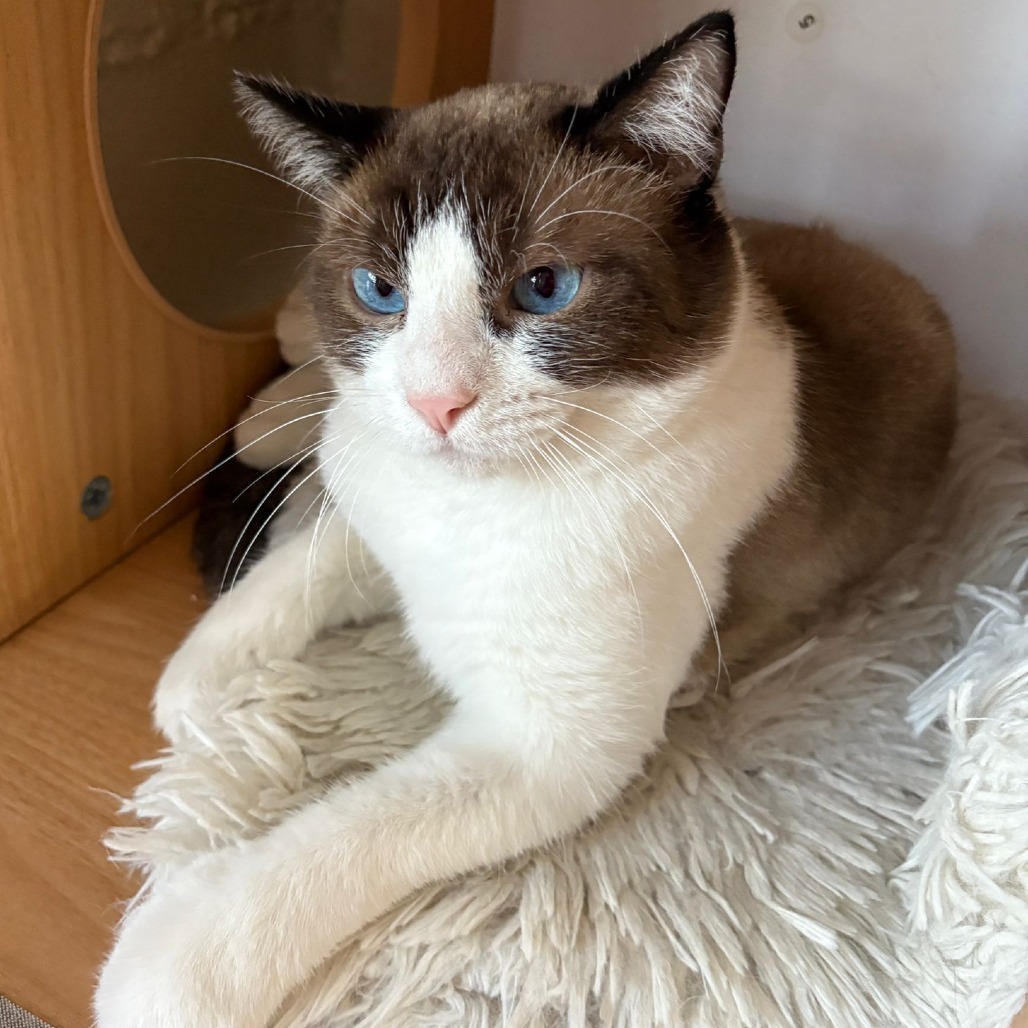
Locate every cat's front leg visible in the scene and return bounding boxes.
[154,517,395,742]
[96,665,673,1028]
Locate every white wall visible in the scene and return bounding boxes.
[491,0,1028,415]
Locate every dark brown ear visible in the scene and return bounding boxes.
[234,74,393,192]
[574,11,736,189]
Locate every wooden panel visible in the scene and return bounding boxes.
[392,0,496,106]
[0,518,201,1028]
[0,0,282,641]
[0,0,497,643]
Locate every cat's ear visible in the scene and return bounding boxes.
[234,74,392,192]
[577,11,736,189]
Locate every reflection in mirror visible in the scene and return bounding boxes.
[96,0,400,332]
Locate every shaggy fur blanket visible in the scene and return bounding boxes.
[107,394,1028,1028]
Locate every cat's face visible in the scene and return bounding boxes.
[240,13,739,472]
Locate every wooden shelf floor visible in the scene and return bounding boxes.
[0,518,201,1027]
[0,517,1024,1027]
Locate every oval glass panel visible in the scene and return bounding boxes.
[94,0,400,333]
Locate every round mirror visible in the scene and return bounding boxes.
[92,0,400,335]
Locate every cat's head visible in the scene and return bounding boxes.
[238,11,740,472]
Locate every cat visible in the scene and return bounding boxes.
[95,11,956,1027]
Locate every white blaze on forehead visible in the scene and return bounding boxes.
[401,208,486,395]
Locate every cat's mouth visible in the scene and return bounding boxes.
[424,432,498,473]
[414,423,532,477]
[402,397,567,474]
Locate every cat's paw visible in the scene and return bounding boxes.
[94,853,286,1028]
[152,636,237,743]
[94,889,233,1028]
[154,588,318,742]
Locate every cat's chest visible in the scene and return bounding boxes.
[340,458,628,608]
[357,470,568,564]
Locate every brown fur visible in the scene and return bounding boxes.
[304,80,737,385]
[709,219,958,674]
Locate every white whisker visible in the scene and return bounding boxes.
[155,156,357,225]
[517,107,577,230]
[536,208,672,253]
[537,439,645,642]
[304,430,379,619]
[220,450,325,596]
[557,423,724,687]
[174,375,332,475]
[130,406,337,541]
[532,162,637,224]
[541,395,672,462]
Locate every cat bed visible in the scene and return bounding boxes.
[107,307,1028,1026]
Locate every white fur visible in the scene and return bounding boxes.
[236,80,353,195]
[96,208,797,1027]
[398,211,487,399]
[102,395,1028,1028]
[622,40,730,174]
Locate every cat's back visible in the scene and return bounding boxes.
[714,219,958,668]
[737,218,957,500]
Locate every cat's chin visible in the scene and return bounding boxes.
[417,433,521,478]
[434,444,506,476]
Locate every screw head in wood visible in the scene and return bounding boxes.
[81,475,113,520]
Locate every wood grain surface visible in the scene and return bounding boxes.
[0,518,203,1027]
[0,0,282,642]
[391,0,496,107]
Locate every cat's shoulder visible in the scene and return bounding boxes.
[734,217,954,376]
[733,214,957,524]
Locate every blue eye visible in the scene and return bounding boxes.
[352,267,405,315]
[511,265,582,315]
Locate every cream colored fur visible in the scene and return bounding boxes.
[103,394,1028,1028]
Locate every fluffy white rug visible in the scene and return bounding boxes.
[107,394,1028,1028]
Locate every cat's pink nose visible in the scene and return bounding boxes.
[406,390,476,434]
